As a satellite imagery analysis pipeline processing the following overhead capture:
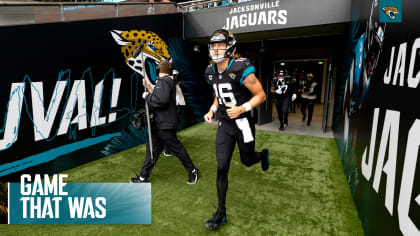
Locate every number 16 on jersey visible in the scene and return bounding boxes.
[213,83,237,106]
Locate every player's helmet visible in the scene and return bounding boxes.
[208,29,237,63]
[278,70,285,77]
[364,0,386,80]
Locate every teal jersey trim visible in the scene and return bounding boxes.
[240,66,255,85]
[226,59,234,72]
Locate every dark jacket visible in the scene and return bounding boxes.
[145,75,177,130]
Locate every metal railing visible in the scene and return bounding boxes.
[0,1,178,26]
[0,0,252,26]
[177,0,251,12]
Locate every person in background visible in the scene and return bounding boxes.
[162,69,185,157]
[221,0,233,6]
[270,70,296,131]
[301,73,318,126]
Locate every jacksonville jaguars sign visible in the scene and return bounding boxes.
[183,0,350,39]
[223,0,287,31]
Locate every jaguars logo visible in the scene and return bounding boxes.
[111,29,186,105]
[111,29,171,87]
[382,6,399,19]
[228,73,236,80]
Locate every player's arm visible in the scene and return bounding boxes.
[270,84,276,94]
[204,96,218,123]
[226,73,266,119]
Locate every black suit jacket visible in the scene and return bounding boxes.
[145,75,178,130]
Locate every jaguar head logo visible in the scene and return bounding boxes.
[382,6,399,19]
[111,30,171,86]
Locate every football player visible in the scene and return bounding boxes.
[203,29,270,230]
[270,70,296,130]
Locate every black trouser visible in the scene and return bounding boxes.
[140,128,195,179]
[275,97,289,127]
[290,100,296,112]
[215,117,263,212]
[301,99,315,125]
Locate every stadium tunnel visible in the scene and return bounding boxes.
[1,0,419,235]
[183,0,350,135]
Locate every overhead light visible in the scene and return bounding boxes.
[193,45,200,53]
[280,62,285,66]
[318,61,324,65]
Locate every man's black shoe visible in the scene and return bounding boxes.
[130,174,147,183]
[302,115,306,122]
[279,125,285,131]
[162,147,172,157]
[261,148,270,171]
[204,209,227,230]
[187,168,200,184]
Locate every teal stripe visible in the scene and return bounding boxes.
[226,59,234,72]
[0,132,121,177]
[240,66,255,85]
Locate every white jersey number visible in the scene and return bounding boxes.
[213,83,237,106]
[276,84,288,95]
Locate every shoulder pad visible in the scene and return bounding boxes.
[205,64,215,74]
[229,58,251,72]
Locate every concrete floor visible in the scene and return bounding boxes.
[210,103,334,138]
[256,103,334,138]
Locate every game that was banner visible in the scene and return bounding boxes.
[8,174,150,224]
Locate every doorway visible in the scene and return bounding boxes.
[270,58,332,135]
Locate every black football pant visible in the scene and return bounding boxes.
[140,128,195,179]
[301,99,315,125]
[215,117,264,213]
[275,97,289,127]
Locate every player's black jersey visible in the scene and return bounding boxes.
[205,58,254,120]
[272,76,293,99]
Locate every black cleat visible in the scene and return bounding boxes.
[261,148,270,171]
[204,209,227,230]
[187,168,200,184]
[279,125,285,131]
[130,174,147,183]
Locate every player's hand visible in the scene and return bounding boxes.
[226,104,245,119]
[292,94,297,101]
[204,111,214,123]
